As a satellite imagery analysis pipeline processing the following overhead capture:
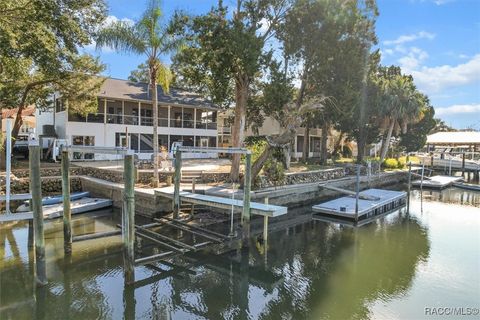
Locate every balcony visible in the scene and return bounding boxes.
[70,113,215,129]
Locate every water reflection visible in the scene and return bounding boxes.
[1,188,479,319]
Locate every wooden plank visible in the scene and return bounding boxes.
[72,230,122,242]
[177,146,251,154]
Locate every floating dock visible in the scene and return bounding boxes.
[411,175,463,189]
[312,188,407,221]
[0,198,112,222]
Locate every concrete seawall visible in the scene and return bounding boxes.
[79,171,407,218]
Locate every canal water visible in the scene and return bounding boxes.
[1,187,479,319]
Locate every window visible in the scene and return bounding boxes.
[158,105,168,127]
[124,101,139,125]
[72,136,95,159]
[196,136,209,147]
[183,108,194,128]
[171,107,183,128]
[196,109,207,129]
[209,136,217,148]
[115,133,127,147]
[141,103,153,126]
[183,135,194,147]
[158,135,169,151]
[140,134,154,152]
[107,99,123,124]
[55,98,65,112]
[130,133,139,152]
[297,136,304,153]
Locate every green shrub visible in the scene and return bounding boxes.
[263,158,285,186]
[383,158,399,169]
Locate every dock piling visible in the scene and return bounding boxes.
[173,149,182,219]
[123,154,135,284]
[242,153,252,224]
[263,198,269,242]
[407,162,412,213]
[61,150,72,254]
[29,143,47,286]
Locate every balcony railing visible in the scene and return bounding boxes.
[70,113,216,129]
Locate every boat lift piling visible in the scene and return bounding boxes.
[29,141,47,286]
[407,162,412,213]
[355,165,360,222]
[123,154,136,284]
[61,150,72,254]
[173,149,182,219]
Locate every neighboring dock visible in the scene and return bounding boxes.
[411,175,463,189]
[312,188,407,221]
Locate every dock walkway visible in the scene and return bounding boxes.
[155,188,287,217]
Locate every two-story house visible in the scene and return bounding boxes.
[53,78,219,160]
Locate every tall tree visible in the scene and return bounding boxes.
[173,0,290,181]
[0,0,107,168]
[399,104,436,153]
[96,0,181,187]
[374,66,425,162]
[279,0,378,164]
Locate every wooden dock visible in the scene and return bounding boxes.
[312,188,407,221]
[155,189,288,217]
[411,175,463,189]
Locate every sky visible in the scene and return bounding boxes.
[87,0,480,130]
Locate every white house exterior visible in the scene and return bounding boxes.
[54,78,219,160]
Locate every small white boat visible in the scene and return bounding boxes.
[16,191,91,212]
[1,198,112,222]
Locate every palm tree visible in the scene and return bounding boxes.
[378,74,423,163]
[96,0,180,187]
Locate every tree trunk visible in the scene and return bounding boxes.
[283,145,291,169]
[320,121,329,165]
[250,146,272,185]
[9,105,26,150]
[302,125,310,162]
[380,118,395,163]
[332,132,345,157]
[151,66,159,187]
[230,75,249,182]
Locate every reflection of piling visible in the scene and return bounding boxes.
[61,150,72,254]
[173,149,182,219]
[407,162,412,214]
[123,154,135,284]
[29,144,47,286]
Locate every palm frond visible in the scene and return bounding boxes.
[96,21,146,55]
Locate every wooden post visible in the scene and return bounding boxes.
[242,153,252,224]
[407,162,412,214]
[29,143,47,286]
[61,150,72,254]
[462,153,466,176]
[173,149,182,219]
[355,165,360,222]
[190,177,196,217]
[123,154,135,284]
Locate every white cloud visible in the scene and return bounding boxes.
[435,103,480,116]
[384,31,436,46]
[408,54,480,93]
[398,47,429,70]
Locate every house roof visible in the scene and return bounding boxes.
[427,131,480,145]
[98,78,218,110]
[1,105,36,119]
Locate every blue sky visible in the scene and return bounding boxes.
[88,0,480,130]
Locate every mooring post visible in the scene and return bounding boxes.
[29,142,47,286]
[462,153,466,177]
[173,149,182,219]
[407,162,412,214]
[123,154,135,284]
[242,153,252,224]
[355,165,360,222]
[5,119,12,214]
[61,150,72,254]
[190,177,196,217]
